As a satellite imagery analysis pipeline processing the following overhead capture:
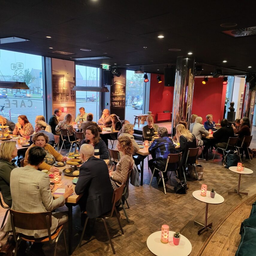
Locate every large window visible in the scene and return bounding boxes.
[0,49,43,124]
[75,65,100,121]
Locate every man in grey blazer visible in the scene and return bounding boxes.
[6,146,73,238]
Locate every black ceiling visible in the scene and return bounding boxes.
[1,0,256,76]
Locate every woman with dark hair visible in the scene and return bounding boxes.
[55,113,75,138]
[24,132,67,171]
[110,114,122,130]
[232,117,251,145]
[81,125,109,159]
[109,136,134,190]
[13,115,34,137]
[0,141,17,207]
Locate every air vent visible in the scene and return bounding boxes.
[223,26,256,37]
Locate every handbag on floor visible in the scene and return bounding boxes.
[224,150,240,168]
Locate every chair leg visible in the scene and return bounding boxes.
[1,209,9,228]
[79,217,89,247]
[125,199,130,209]
[59,141,64,152]
[63,231,68,256]
[160,172,166,194]
[121,202,130,223]
[114,208,124,234]
[149,168,156,186]
[102,217,115,254]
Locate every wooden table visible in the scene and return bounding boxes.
[192,190,224,235]
[136,145,149,186]
[228,166,253,196]
[53,172,82,255]
[147,231,192,256]
[134,114,149,128]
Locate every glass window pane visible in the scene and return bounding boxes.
[75,65,100,121]
[0,49,43,124]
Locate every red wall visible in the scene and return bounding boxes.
[192,77,227,123]
[149,73,174,122]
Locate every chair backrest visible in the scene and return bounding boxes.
[164,152,182,172]
[108,148,120,164]
[10,210,52,242]
[54,135,60,145]
[226,137,239,149]
[186,147,199,165]
[75,132,84,140]
[110,184,125,217]
[242,135,253,148]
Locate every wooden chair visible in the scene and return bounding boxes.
[108,148,120,166]
[75,132,84,147]
[236,135,253,161]
[212,137,238,160]
[53,135,60,151]
[78,184,125,254]
[0,191,10,228]
[149,152,182,194]
[185,147,199,180]
[10,210,68,256]
[59,129,79,153]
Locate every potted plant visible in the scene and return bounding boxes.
[173,232,180,245]
[210,189,215,198]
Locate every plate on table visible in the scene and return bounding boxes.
[53,161,66,167]
[72,177,78,185]
[21,143,30,147]
[0,137,11,141]
[63,168,80,177]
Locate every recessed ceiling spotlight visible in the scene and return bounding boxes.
[248,66,252,68]
[143,46,147,49]
[158,35,164,39]
[126,64,130,66]
[223,60,227,63]
[49,46,53,49]
[157,69,160,71]
[46,36,51,39]
[188,52,193,55]
[80,48,91,52]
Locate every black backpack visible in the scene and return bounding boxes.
[224,150,240,168]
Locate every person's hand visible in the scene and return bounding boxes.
[50,166,59,173]
[94,155,100,159]
[62,156,68,162]
[64,185,74,199]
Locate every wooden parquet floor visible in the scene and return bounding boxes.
[1,151,256,255]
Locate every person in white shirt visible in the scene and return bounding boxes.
[75,107,87,123]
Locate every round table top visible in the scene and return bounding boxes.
[146,231,192,256]
[229,166,253,175]
[192,190,224,204]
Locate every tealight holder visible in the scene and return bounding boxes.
[161,224,169,244]
[144,140,149,147]
[237,162,243,171]
[201,184,207,197]
[54,172,61,184]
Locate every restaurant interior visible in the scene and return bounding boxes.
[1,1,256,255]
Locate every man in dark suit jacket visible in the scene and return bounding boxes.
[49,109,62,135]
[75,144,113,218]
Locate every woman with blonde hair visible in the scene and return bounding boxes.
[55,113,76,139]
[0,141,17,206]
[176,123,196,166]
[142,115,158,141]
[109,136,134,190]
[35,115,52,133]
[0,115,15,131]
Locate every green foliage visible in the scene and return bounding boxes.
[173,232,180,238]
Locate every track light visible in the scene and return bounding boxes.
[202,77,208,84]
[157,75,162,83]
[223,77,228,85]
[144,73,149,83]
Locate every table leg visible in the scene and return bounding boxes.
[140,158,144,186]
[194,203,213,235]
[66,203,73,255]
[228,174,248,196]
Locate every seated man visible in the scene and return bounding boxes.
[142,115,158,141]
[213,119,234,149]
[97,109,112,127]
[81,113,102,133]
[75,107,87,123]
[204,114,217,131]
[49,109,62,135]
[6,146,73,237]
[33,120,55,146]
[148,127,176,178]
[75,144,113,219]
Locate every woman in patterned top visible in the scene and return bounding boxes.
[13,115,34,137]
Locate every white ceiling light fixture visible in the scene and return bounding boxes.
[80,48,91,52]
[223,60,227,63]
[248,66,252,68]
[188,52,193,55]
[158,35,164,39]
[46,36,52,39]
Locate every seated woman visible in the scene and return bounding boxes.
[204,114,216,131]
[0,115,15,132]
[213,119,234,148]
[110,114,122,131]
[81,113,102,133]
[189,114,198,133]
[13,115,34,137]
[35,115,52,133]
[175,123,196,167]
[55,113,76,140]
[81,125,109,159]
[24,132,67,171]
[0,141,17,207]
[109,136,134,190]
[142,115,158,141]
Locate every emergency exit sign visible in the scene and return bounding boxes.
[101,64,110,70]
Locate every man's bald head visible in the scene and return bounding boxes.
[80,144,94,160]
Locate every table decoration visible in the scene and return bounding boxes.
[173,232,180,245]
[161,224,169,244]
[237,162,243,171]
[201,184,207,196]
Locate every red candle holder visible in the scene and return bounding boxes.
[54,172,61,184]
[201,184,207,197]
[237,162,243,171]
[161,224,169,244]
